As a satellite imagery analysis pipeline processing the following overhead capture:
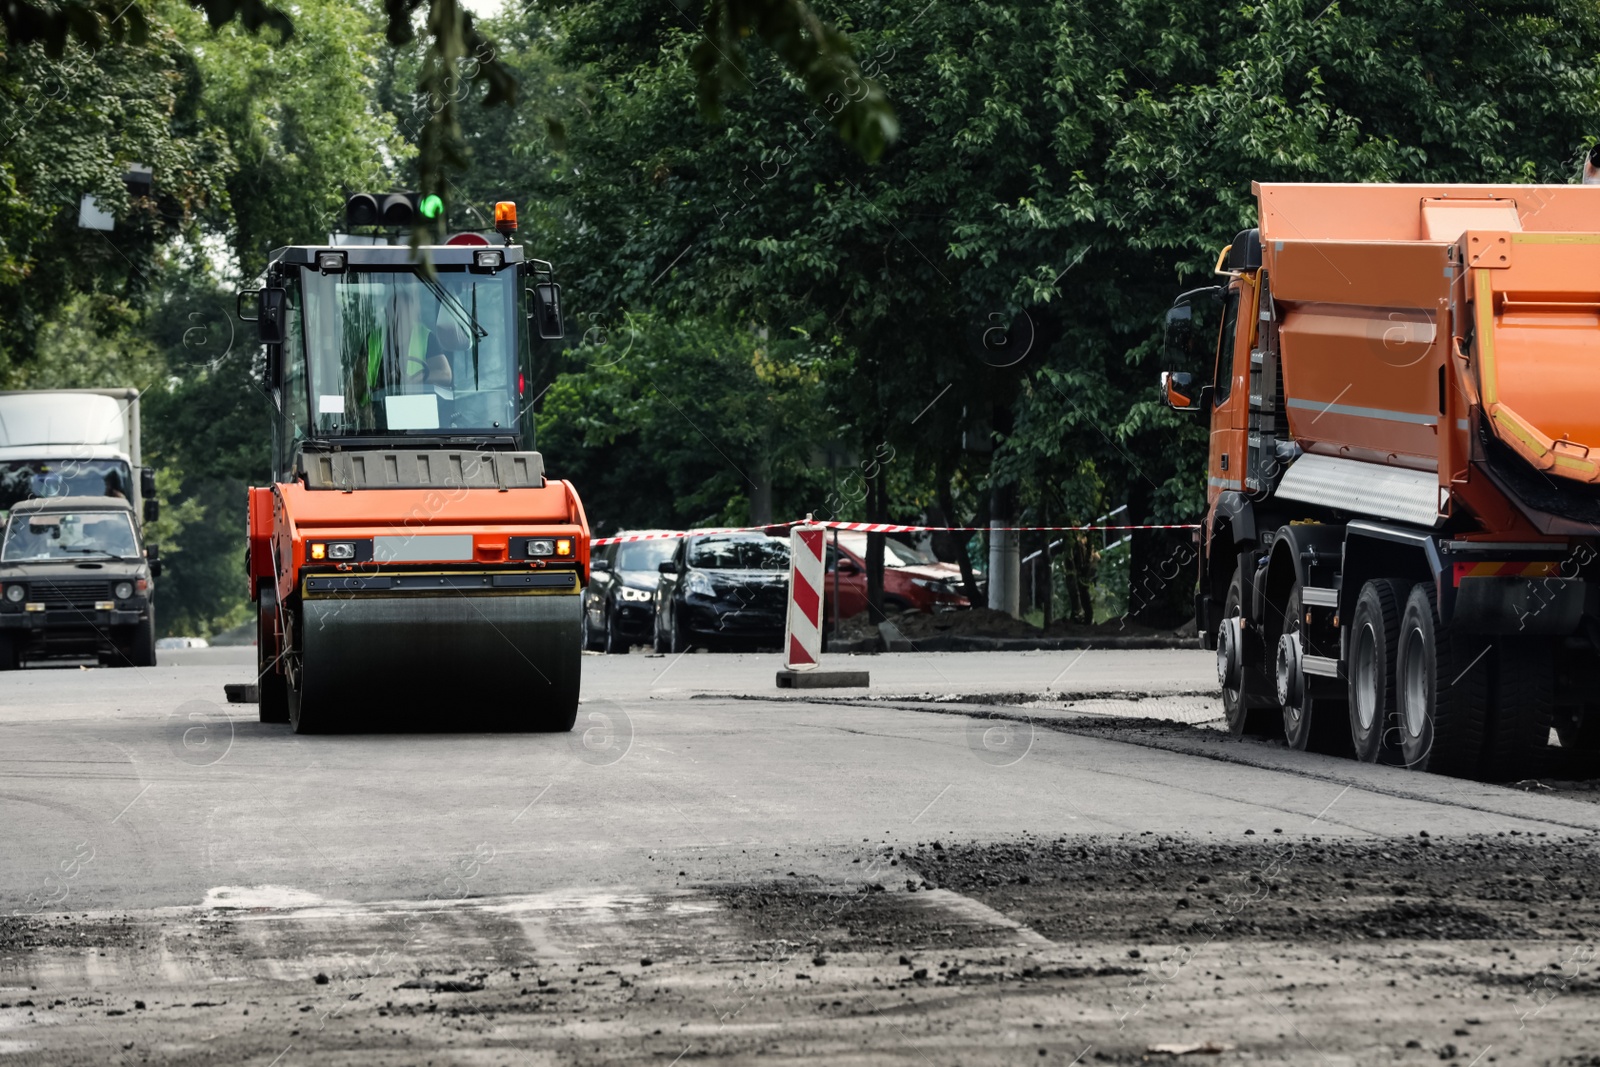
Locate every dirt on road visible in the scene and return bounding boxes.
[4,835,1600,1065]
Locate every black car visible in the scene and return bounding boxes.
[0,496,161,668]
[582,532,680,654]
[653,532,789,652]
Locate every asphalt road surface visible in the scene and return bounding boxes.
[4,647,1600,1065]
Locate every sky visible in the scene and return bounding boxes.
[459,0,507,17]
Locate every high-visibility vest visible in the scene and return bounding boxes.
[367,324,431,389]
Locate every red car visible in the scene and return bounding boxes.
[822,532,970,618]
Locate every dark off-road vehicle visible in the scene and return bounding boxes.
[0,496,160,669]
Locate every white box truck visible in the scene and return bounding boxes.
[0,389,160,534]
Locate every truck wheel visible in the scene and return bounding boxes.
[1394,583,1490,776]
[1219,570,1276,738]
[604,607,629,655]
[1481,639,1557,782]
[256,588,289,724]
[130,616,157,668]
[1347,579,1409,764]
[1278,586,1351,756]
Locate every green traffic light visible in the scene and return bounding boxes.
[419,194,444,219]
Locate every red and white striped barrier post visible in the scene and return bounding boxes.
[784,521,826,671]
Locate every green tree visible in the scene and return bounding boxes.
[537,313,833,531]
[0,24,231,374]
[535,0,1600,624]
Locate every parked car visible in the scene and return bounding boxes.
[155,636,209,650]
[823,531,970,617]
[582,532,680,653]
[654,532,789,652]
[0,495,160,669]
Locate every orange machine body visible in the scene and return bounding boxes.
[247,480,590,609]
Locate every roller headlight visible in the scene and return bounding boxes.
[527,539,555,557]
[114,581,134,600]
[684,571,715,599]
[4,584,24,603]
[327,542,356,560]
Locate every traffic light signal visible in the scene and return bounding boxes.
[344,192,445,229]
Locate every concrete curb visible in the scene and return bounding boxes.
[824,634,1200,654]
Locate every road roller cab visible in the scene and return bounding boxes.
[243,213,588,733]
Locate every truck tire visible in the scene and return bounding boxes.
[257,588,289,724]
[1220,569,1276,738]
[1394,583,1490,777]
[129,616,157,668]
[1481,638,1557,782]
[1278,586,1351,756]
[1347,579,1409,764]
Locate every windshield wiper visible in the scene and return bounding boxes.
[419,276,489,339]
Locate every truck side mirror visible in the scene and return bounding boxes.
[143,498,160,523]
[258,288,287,345]
[146,543,162,578]
[1160,371,1206,412]
[140,468,157,497]
[529,282,564,341]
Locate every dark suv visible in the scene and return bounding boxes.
[582,532,680,653]
[0,496,160,668]
[653,532,789,652]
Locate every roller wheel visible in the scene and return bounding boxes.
[1394,583,1490,776]
[1279,586,1351,756]
[1220,569,1276,738]
[1481,638,1557,782]
[286,609,326,735]
[604,606,629,655]
[1347,579,1409,764]
[257,588,289,724]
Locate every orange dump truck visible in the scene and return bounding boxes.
[242,203,587,733]
[1164,181,1600,779]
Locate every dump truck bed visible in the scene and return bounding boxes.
[1254,182,1600,530]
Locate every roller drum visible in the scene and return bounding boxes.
[295,593,581,731]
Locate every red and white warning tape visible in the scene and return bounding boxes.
[592,520,1198,546]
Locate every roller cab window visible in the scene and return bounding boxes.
[298,269,522,441]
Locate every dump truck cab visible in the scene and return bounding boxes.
[245,227,588,733]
